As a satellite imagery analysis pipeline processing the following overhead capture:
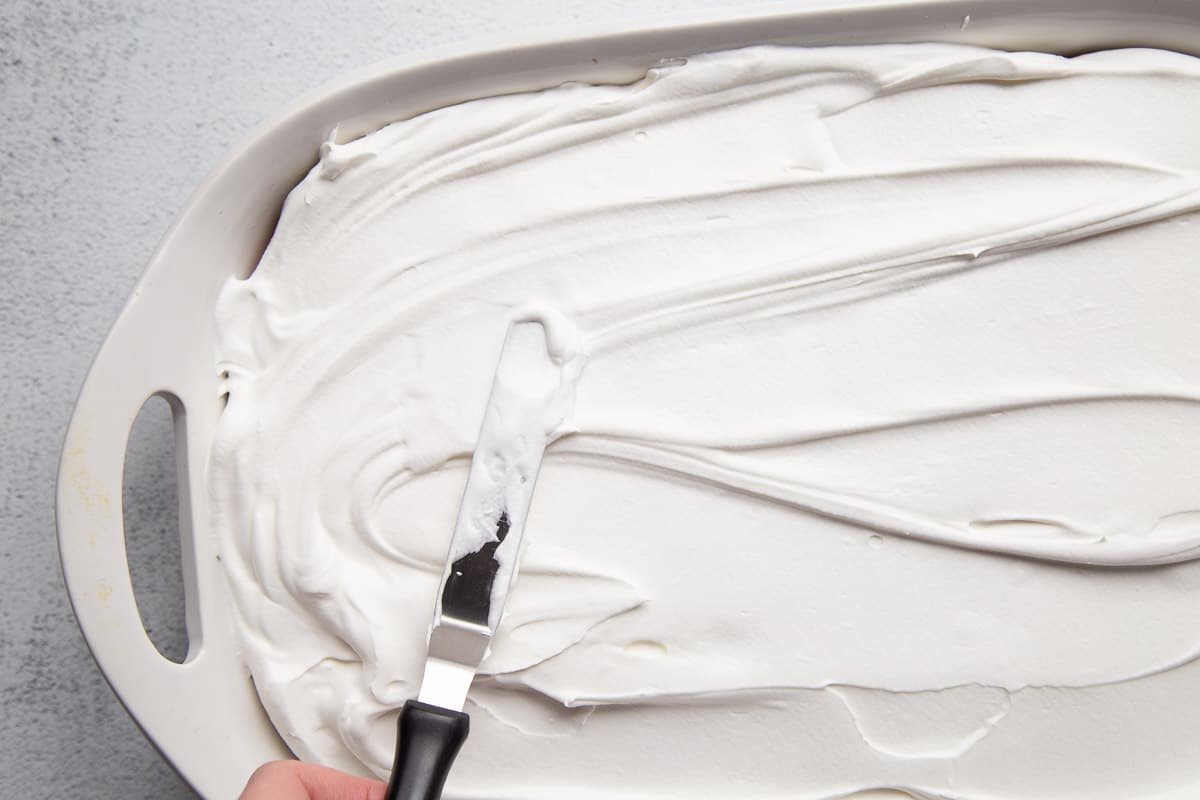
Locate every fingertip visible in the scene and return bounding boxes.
[240,760,387,800]
[240,760,305,799]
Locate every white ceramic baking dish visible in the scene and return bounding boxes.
[56,1,1200,797]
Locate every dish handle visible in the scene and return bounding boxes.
[56,280,289,797]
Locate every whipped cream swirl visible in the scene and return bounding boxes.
[210,44,1200,798]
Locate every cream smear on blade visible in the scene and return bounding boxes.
[209,43,1200,799]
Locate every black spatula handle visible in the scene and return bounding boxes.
[384,700,470,800]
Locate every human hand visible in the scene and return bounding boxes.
[240,760,387,800]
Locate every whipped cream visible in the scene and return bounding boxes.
[209,43,1200,799]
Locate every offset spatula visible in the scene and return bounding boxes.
[384,320,560,800]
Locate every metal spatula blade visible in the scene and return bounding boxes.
[384,320,557,800]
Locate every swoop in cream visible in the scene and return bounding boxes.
[209,43,1200,799]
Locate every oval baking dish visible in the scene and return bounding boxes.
[57,1,1200,797]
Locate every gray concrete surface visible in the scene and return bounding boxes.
[0,0,766,796]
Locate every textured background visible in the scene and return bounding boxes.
[0,0,772,797]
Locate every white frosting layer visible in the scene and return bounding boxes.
[210,44,1200,799]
